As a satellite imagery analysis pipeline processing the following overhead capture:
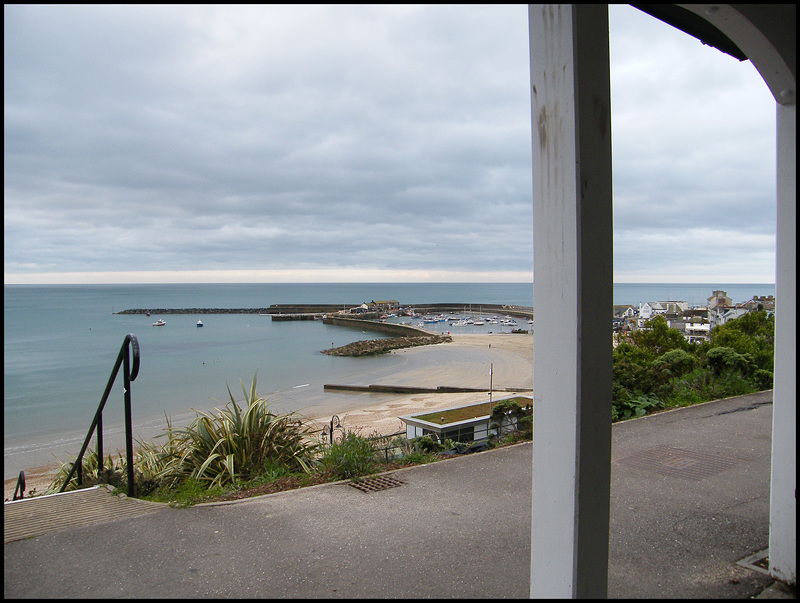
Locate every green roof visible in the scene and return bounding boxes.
[411,396,532,426]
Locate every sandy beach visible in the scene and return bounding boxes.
[4,333,532,501]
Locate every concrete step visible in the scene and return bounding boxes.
[4,485,165,543]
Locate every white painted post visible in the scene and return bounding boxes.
[770,100,796,585]
[529,4,613,598]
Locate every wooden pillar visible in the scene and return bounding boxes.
[529,4,613,598]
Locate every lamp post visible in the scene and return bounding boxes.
[322,414,342,444]
[489,362,493,413]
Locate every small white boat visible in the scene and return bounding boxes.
[152,319,166,327]
[196,320,204,327]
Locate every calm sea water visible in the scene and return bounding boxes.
[3,282,774,477]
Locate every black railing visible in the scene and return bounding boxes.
[60,334,140,497]
[368,431,406,463]
[12,471,26,501]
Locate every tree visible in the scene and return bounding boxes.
[705,346,753,377]
[628,315,691,357]
[709,310,774,371]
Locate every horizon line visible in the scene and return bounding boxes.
[4,268,776,287]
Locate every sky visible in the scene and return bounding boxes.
[4,5,778,285]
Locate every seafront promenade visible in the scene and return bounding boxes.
[4,391,787,598]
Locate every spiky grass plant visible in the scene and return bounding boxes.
[49,447,125,493]
[157,373,319,489]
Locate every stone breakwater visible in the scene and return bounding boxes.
[115,305,345,315]
[321,335,452,357]
[115,303,534,319]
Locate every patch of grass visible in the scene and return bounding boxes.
[145,478,227,507]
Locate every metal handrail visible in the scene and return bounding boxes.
[59,334,140,497]
[12,471,26,501]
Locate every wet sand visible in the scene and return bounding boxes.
[4,333,532,501]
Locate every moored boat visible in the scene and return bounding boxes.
[197,320,204,327]
[152,319,166,327]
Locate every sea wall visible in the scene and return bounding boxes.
[322,316,431,337]
[116,304,349,315]
[323,384,532,393]
[116,303,534,319]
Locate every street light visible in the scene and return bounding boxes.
[321,414,343,444]
[489,362,494,413]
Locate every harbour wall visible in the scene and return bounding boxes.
[322,316,431,337]
[116,303,534,319]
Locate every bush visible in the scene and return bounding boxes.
[752,369,774,390]
[132,373,319,491]
[705,346,752,377]
[709,310,774,371]
[628,315,691,356]
[652,349,697,377]
[408,435,445,454]
[318,431,381,480]
[612,393,664,421]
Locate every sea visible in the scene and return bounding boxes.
[3,282,775,479]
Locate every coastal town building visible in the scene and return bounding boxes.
[708,289,733,310]
[400,398,526,444]
[744,295,776,312]
[623,290,772,342]
[684,321,712,343]
[401,403,496,444]
[369,300,398,311]
[709,305,750,329]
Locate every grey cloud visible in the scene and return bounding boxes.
[3,5,776,283]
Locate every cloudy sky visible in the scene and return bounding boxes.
[4,4,777,285]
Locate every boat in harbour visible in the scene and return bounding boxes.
[196,320,204,327]
[152,319,166,327]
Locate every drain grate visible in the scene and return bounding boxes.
[616,446,738,480]
[348,474,405,493]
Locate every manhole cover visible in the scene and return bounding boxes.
[348,474,405,493]
[616,446,737,480]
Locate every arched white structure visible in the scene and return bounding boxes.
[529,4,795,596]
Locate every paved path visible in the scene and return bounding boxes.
[3,391,783,598]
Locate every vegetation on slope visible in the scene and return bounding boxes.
[612,311,774,420]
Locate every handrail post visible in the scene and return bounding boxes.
[59,334,139,496]
[123,338,136,498]
[13,471,26,501]
[97,414,103,477]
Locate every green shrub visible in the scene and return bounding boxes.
[49,447,123,493]
[652,349,697,377]
[318,431,381,480]
[489,398,532,440]
[705,346,752,376]
[709,310,774,371]
[134,373,319,490]
[752,369,774,390]
[612,393,664,421]
[408,435,445,454]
